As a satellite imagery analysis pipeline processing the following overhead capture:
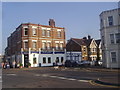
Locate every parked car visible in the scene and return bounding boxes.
[65,60,78,67]
[79,60,91,66]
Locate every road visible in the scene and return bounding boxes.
[2,67,119,88]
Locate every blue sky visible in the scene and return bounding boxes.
[1,2,118,54]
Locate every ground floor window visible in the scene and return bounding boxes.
[111,52,117,63]
[56,57,59,63]
[61,57,64,63]
[33,57,37,64]
[43,57,46,63]
[48,57,51,63]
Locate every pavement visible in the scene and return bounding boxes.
[2,66,120,88]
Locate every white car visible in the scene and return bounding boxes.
[98,60,102,65]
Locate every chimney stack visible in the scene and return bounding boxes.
[83,37,87,40]
[88,35,91,40]
[49,19,55,27]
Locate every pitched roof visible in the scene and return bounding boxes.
[71,38,87,46]
[95,39,101,46]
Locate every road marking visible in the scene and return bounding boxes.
[6,74,16,76]
[42,74,49,77]
[49,76,58,78]
[78,80,90,82]
[57,77,67,80]
[34,74,91,83]
[35,74,40,76]
[0,80,2,83]
[67,78,77,81]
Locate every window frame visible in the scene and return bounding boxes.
[24,28,28,36]
[42,29,46,37]
[48,57,51,63]
[110,34,115,44]
[24,41,28,49]
[32,41,37,49]
[32,28,37,36]
[115,33,120,44]
[111,52,117,63]
[47,30,51,37]
[108,16,113,26]
[43,57,46,64]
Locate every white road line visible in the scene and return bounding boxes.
[34,74,89,83]
[78,80,89,82]
[6,74,16,76]
[0,80,2,83]
[57,77,67,80]
[42,74,49,77]
[35,74,40,76]
[67,78,77,81]
[49,76,58,78]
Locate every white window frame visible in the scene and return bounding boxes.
[108,16,113,26]
[56,43,59,50]
[57,31,61,38]
[115,33,120,44]
[111,52,117,63]
[110,34,115,44]
[33,28,36,36]
[42,29,46,37]
[60,43,63,50]
[47,30,51,37]
[32,41,37,49]
[47,42,51,50]
[42,42,46,49]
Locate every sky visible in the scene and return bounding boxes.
[1,2,118,54]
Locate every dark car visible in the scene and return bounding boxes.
[65,60,78,67]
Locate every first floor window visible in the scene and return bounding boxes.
[42,42,46,49]
[48,57,51,63]
[33,28,36,36]
[33,42,37,49]
[56,43,59,50]
[110,34,115,44]
[57,31,61,38]
[47,30,51,37]
[60,43,63,50]
[43,57,46,63]
[24,41,28,49]
[42,30,46,36]
[115,33,120,43]
[108,16,113,26]
[48,42,51,49]
[111,52,117,63]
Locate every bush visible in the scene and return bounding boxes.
[19,63,23,66]
[28,63,31,66]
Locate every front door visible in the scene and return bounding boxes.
[24,54,29,67]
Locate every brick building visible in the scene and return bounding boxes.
[5,19,66,67]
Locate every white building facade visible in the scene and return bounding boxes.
[100,8,120,68]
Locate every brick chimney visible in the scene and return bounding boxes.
[49,19,55,27]
[88,35,91,40]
